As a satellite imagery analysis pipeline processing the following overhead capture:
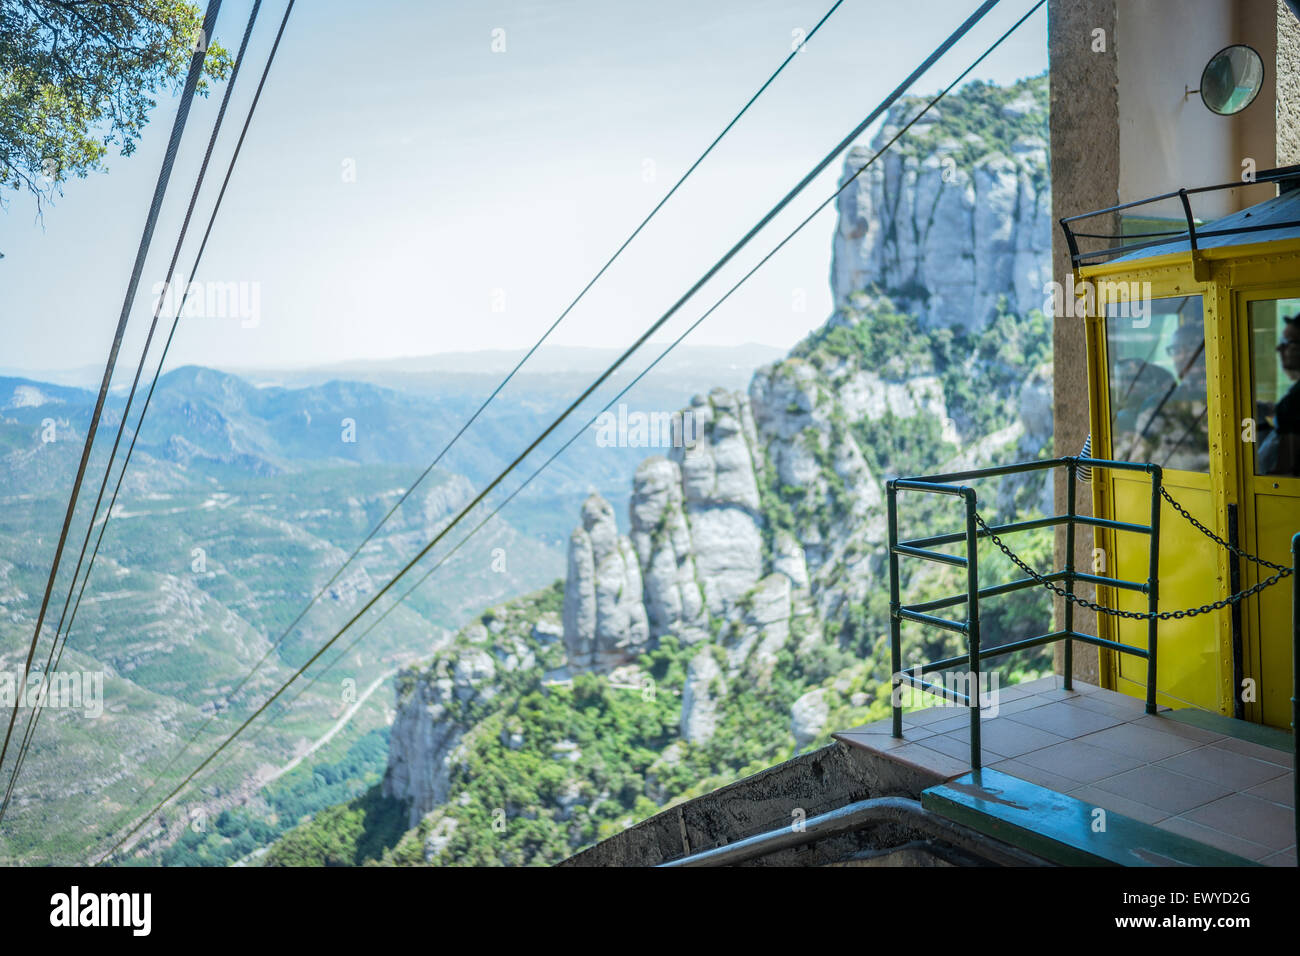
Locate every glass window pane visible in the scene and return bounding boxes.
[1106,296,1209,472]
[1248,298,1300,477]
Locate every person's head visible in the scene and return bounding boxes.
[1279,314,1300,378]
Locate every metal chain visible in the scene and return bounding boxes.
[974,514,1157,620]
[973,486,1294,621]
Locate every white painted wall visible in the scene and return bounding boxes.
[1117,0,1278,220]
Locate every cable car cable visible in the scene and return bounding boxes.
[126,0,847,801]
[99,0,851,825]
[1,0,273,817]
[223,0,1051,774]
[96,0,1029,862]
[0,0,226,782]
[13,0,302,836]
[0,1,282,825]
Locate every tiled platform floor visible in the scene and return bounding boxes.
[835,675,1296,866]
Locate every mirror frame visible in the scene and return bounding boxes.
[1199,43,1265,116]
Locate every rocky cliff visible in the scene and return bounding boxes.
[831,79,1051,331]
[370,74,1057,861]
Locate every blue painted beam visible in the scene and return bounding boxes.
[922,769,1258,867]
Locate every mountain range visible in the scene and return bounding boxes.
[257,73,1061,867]
[0,346,776,864]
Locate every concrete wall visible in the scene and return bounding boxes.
[1117,0,1232,219]
[1279,1,1300,164]
[1049,0,1117,685]
[1237,0,1280,179]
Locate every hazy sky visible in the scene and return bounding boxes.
[0,0,1047,376]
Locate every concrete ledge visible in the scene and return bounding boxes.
[561,740,953,867]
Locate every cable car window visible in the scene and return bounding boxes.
[1105,296,1209,472]
[1248,298,1300,477]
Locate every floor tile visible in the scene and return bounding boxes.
[1065,784,1170,826]
[987,757,1082,793]
[1155,815,1271,861]
[1244,775,1295,809]
[1181,793,1295,850]
[1069,680,1106,695]
[893,712,937,728]
[835,731,914,753]
[1067,692,1150,719]
[942,717,1066,758]
[905,707,970,728]
[1032,687,1089,704]
[922,712,975,734]
[888,742,971,779]
[1092,765,1232,815]
[1005,700,1125,737]
[988,683,1038,702]
[1212,736,1294,769]
[1155,745,1290,790]
[1261,846,1297,867]
[841,717,934,739]
[922,731,1001,762]
[1014,675,1063,694]
[1079,722,1201,762]
[1015,739,1145,785]
[983,694,1052,718]
[1126,713,1225,744]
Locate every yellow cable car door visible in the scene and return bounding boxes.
[1101,293,1226,714]
[1237,292,1300,730]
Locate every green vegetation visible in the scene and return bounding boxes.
[2,1,233,210]
[264,786,408,867]
[805,292,935,375]
[797,292,1052,459]
[146,727,391,867]
[891,73,1050,191]
[264,514,1056,868]
[261,73,1059,862]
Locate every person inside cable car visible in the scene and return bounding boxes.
[1256,313,1300,475]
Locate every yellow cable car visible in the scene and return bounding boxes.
[1063,170,1300,730]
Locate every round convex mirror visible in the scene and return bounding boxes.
[1199,44,1264,115]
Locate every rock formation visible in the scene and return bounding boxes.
[382,75,1057,837]
[383,649,496,828]
[831,85,1051,332]
[562,494,650,670]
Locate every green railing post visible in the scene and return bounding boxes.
[964,487,982,770]
[888,481,903,739]
[1064,459,1077,691]
[887,456,1166,773]
[1146,465,1162,715]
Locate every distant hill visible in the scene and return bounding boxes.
[227,342,785,381]
[0,343,775,864]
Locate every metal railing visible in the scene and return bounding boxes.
[887,456,1163,769]
[657,796,1048,867]
[1059,164,1300,267]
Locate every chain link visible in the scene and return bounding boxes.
[973,486,1293,621]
